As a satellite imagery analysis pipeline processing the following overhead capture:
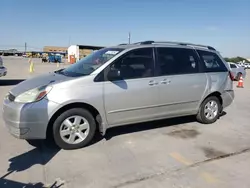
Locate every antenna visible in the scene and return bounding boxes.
[25,42,27,52]
[128,32,131,44]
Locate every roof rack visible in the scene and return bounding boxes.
[118,43,128,46]
[133,41,155,45]
[133,41,216,51]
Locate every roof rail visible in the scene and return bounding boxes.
[133,41,155,45]
[118,43,128,46]
[133,41,216,51]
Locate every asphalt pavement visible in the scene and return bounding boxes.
[1,57,250,188]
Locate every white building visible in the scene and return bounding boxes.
[67,44,104,63]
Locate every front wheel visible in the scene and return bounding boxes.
[53,108,96,150]
[196,96,222,124]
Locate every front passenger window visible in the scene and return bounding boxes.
[109,48,154,80]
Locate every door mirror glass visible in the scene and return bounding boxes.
[107,68,122,81]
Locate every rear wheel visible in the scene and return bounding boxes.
[196,96,222,124]
[53,108,96,150]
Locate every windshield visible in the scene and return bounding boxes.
[57,48,124,77]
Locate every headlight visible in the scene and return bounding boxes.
[14,85,52,103]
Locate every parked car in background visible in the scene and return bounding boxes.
[237,62,250,69]
[243,63,250,69]
[0,56,7,77]
[229,62,246,80]
[3,41,235,149]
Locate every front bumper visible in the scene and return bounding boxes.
[221,90,234,109]
[2,97,59,139]
[0,67,7,77]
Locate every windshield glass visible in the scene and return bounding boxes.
[58,48,124,77]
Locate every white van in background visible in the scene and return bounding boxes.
[0,56,7,77]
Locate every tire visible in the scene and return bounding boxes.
[196,96,222,124]
[53,108,96,150]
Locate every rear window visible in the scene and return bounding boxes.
[230,64,237,68]
[197,50,228,72]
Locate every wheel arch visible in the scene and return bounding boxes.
[203,91,223,106]
[46,102,103,139]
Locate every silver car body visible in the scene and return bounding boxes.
[3,43,234,139]
[228,62,246,79]
[0,56,7,77]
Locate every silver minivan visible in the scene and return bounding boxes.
[3,41,235,149]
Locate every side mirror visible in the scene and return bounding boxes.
[107,69,122,81]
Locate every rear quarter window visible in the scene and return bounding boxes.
[197,50,228,72]
[230,64,237,68]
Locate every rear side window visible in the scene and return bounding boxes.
[156,47,200,76]
[230,64,237,68]
[197,50,228,72]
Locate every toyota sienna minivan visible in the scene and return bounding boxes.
[3,41,234,149]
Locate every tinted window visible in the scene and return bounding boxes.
[156,47,199,76]
[230,64,237,68]
[197,50,227,72]
[109,48,154,80]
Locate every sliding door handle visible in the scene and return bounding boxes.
[160,79,171,84]
[148,80,156,86]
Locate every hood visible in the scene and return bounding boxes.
[10,72,74,96]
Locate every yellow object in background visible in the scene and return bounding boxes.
[29,61,34,73]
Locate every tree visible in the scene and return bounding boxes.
[224,56,249,63]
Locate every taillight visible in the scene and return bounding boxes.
[229,71,234,81]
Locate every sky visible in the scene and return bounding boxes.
[1,0,249,57]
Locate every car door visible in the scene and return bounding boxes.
[154,47,207,117]
[103,47,159,126]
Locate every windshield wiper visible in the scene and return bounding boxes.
[54,68,65,74]
[54,69,69,76]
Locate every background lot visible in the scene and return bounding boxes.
[1,57,250,188]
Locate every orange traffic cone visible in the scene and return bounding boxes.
[237,76,244,88]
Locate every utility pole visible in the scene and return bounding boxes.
[128,32,131,44]
[25,42,27,53]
